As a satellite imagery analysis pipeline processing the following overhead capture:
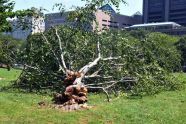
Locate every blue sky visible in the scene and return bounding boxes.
[14,0,143,16]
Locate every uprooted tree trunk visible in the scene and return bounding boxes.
[51,37,113,110]
[36,27,123,110]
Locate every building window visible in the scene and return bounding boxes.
[108,21,118,24]
[123,23,131,26]
[102,19,107,22]
[102,24,107,26]
[113,26,118,28]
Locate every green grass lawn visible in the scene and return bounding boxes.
[0,68,186,124]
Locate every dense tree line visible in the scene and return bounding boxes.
[0,34,23,69]
[175,37,186,66]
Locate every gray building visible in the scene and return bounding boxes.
[128,22,186,36]
[45,13,67,30]
[143,0,186,26]
[5,16,45,40]
[45,4,142,31]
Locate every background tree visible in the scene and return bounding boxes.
[0,34,23,70]
[0,0,34,32]
[175,36,186,66]
[0,0,36,70]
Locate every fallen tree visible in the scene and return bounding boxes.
[15,1,182,110]
[21,27,131,104]
[16,26,182,99]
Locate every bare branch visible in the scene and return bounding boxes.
[33,23,65,73]
[86,80,120,102]
[97,41,101,58]
[73,41,102,85]
[79,41,101,74]
[85,81,115,86]
[24,64,40,70]
[84,75,113,79]
[87,86,110,102]
[41,31,65,73]
[86,64,104,78]
[54,27,67,72]
[112,64,125,66]
[105,81,118,89]
[102,56,121,61]
[120,77,138,83]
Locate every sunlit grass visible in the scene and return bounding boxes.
[0,68,186,124]
[0,68,21,87]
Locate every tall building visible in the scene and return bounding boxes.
[143,0,186,26]
[45,4,142,31]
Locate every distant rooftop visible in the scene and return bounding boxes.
[132,11,142,16]
[99,4,116,13]
[130,22,181,28]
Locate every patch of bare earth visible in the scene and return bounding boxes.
[38,101,93,111]
[0,77,5,80]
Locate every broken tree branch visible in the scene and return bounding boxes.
[55,28,67,73]
[87,86,110,102]
[102,56,121,61]
[86,80,120,102]
[85,81,116,86]
[73,41,102,85]
[79,41,101,74]
[84,75,113,79]
[24,64,40,70]
[34,23,65,73]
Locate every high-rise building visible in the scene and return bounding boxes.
[143,0,186,26]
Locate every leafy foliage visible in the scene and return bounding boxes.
[0,34,23,66]
[175,36,186,66]
[9,0,182,96]
[16,26,182,95]
[0,0,35,32]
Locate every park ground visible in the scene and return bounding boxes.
[0,68,186,124]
